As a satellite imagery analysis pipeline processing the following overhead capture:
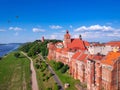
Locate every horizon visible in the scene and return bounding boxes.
[0,0,120,43]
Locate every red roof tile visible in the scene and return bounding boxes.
[72,52,81,59]
[101,51,120,65]
[78,53,88,63]
[106,41,120,47]
[88,55,104,61]
[68,39,90,50]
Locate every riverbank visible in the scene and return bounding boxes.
[0,52,31,90]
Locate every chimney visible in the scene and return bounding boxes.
[79,35,82,40]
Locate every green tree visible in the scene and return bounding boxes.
[14,52,20,58]
[54,62,64,70]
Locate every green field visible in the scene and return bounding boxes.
[47,60,80,90]
[0,52,31,90]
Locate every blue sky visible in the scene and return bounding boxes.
[0,0,120,43]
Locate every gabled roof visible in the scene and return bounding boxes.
[71,51,88,63]
[78,53,88,63]
[88,54,104,61]
[72,52,81,59]
[69,38,90,50]
[101,51,120,65]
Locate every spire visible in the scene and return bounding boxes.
[79,34,82,40]
[42,36,44,42]
[66,30,69,34]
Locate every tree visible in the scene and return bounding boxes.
[61,64,69,73]
[54,62,64,70]
[14,52,20,58]
[0,57,2,60]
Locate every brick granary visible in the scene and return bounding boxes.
[47,30,120,90]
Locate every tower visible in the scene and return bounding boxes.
[42,36,44,42]
[63,30,71,48]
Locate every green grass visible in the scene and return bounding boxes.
[47,60,80,90]
[0,52,31,90]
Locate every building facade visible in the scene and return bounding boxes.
[47,30,120,90]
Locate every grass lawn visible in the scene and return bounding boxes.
[0,52,31,90]
[47,60,80,90]
[33,56,56,90]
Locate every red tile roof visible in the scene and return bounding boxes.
[78,53,88,63]
[106,41,120,47]
[88,54,104,61]
[101,51,120,65]
[69,38,90,50]
[72,52,81,59]
[55,48,62,53]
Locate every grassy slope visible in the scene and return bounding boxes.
[47,60,80,90]
[33,56,56,90]
[0,52,31,90]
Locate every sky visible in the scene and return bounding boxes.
[0,0,120,43]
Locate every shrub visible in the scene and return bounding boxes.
[61,65,69,73]
[46,87,52,90]
[40,68,45,72]
[43,78,45,81]
[42,73,46,77]
[0,57,2,60]
[14,52,20,58]
[35,64,40,69]
[46,76,49,81]
[54,62,64,70]
[53,83,59,90]
[49,73,54,77]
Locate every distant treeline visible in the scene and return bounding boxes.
[19,39,62,57]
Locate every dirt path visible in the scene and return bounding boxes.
[21,52,39,90]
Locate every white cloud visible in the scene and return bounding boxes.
[74,24,114,32]
[0,29,6,32]
[9,27,23,31]
[32,28,45,32]
[49,25,63,29]
[69,25,73,28]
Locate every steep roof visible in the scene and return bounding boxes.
[78,53,88,63]
[72,52,81,59]
[88,54,104,61]
[69,38,90,50]
[101,51,120,65]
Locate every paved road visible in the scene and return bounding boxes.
[21,52,39,90]
[39,55,64,90]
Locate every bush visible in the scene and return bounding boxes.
[40,68,45,72]
[14,52,20,58]
[49,73,54,77]
[35,64,40,69]
[43,78,45,81]
[0,57,2,60]
[46,76,49,81]
[61,65,69,73]
[53,83,59,90]
[54,62,64,70]
[42,73,46,77]
[46,87,52,90]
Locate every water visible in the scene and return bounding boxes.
[0,44,20,57]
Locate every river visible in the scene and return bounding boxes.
[0,44,21,57]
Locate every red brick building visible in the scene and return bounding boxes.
[47,30,120,90]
